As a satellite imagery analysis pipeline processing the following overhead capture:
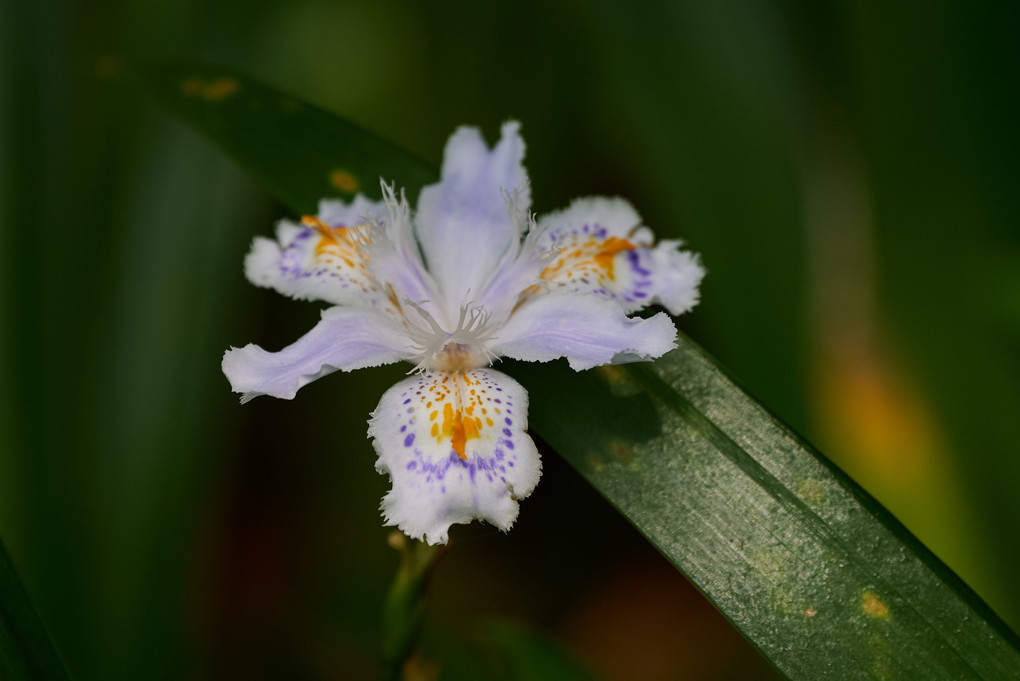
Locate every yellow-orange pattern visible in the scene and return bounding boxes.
[422,372,500,459]
[541,235,637,284]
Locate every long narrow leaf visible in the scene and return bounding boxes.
[142,62,1020,679]
[515,346,1020,679]
[0,539,71,680]
[141,63,435,214]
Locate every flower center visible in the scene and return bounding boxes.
[403,300,498,373]
[429,341,487,372]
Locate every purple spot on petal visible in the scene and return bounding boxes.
[502,428,512,437]
[627,249,652,276]
[504,417,512,426]
[404,433,415,447]
[403,398,411,405]
[406,461,417,470]
[495,449,504,460]
[400,425,407,433]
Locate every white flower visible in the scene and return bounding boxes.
[222,122,704,544]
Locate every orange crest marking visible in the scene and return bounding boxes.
[593,236,638,280]
[301,215,345,243]
[440,393,482,460]
[418,373,490,460]
[301,215,360,267]
[541,235,637,284]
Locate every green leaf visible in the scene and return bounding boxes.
[139,62,436,214]
[0,539,71,680]
[143,62,1020,679]
[516,345,1020,680]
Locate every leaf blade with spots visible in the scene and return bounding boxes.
[145,62,1020,680]
[140,63,436,214]
[515,343,1020,680]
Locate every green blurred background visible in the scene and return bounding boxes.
[2,0,1018,679]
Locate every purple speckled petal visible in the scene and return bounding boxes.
[491,292,677,371]
[244,196,387,307]
[537,196,644,244]
[535,196,704,315]
[415,122,530,316]
[370,368,541,545]
[222,306,414,403]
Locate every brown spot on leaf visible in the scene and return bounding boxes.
[597,365,625,383]
[609,440,635,465]
[861,590,890,619]
[329,169,359,193]
[202,77,240,101]
[797,477,825,503]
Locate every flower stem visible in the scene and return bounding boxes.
[381,532,442,681]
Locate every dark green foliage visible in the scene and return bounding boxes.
[145,63,1020,679]
[0,540,71,680]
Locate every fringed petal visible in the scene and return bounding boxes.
[415,121,530,314]
[244,196,386,307]
[222,307,414,402]
[370,368,541,545]
[536,197,704,315]
[491,293,677,371]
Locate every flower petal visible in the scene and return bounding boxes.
[370,368,541,545]
[222,307,414,403]
[244,196,386,307]
[491,293,677,371]
[316,195,385,227]
[415,121,530,316]
[536,197,705,315]
[647,239,704,315]
[538,196,645,242]
[360,183,444,317]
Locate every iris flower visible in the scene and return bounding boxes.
[223,122,704,544]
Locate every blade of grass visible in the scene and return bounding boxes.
[142,62,1020,679]
[0,538,71,680]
